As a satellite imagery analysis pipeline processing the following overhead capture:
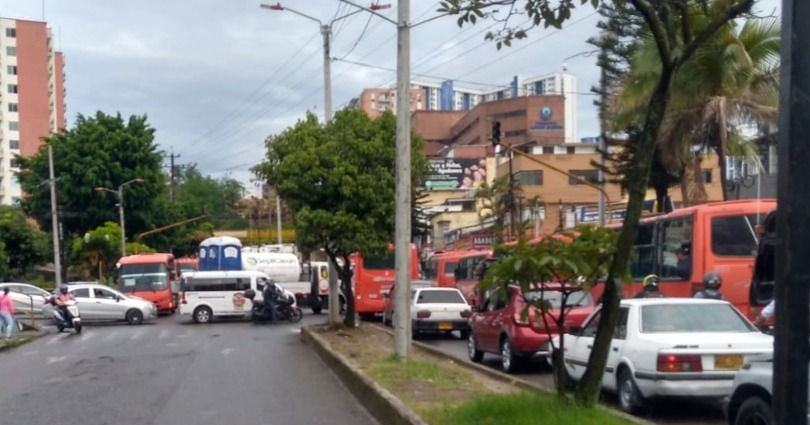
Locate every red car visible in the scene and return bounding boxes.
[467,284,595,373]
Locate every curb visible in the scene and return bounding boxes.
[0,330,48,354]
[301,326,429,425]
[372,324,654,425]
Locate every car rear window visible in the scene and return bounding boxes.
[523,290,592,309]
[416,290,466,304]
[641,304,755,333]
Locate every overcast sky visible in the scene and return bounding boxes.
[2,0,781,194]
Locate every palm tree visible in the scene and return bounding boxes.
[611,17,780,204]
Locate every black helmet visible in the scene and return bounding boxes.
[703,272,722,291]
[59,285,69,294]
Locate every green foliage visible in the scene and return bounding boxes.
[476,175,523,242]
[427,392,632,425]
[253,109,428,326]
[70,221,122,281]
[17,112,168,241]
[174,165,246,229]
[0,206,49,279]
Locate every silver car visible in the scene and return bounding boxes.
[0,282,52,317]
[66,283,157,325]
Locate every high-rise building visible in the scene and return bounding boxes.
[0,18,66,205]
[356,72,577,142]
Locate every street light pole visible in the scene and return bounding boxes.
[47,144,62,286]
[95,178,144,257]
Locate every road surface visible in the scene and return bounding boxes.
[0,315,376,425]
[416,332,726,425]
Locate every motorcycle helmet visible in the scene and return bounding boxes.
[59,284,69,294]
[642,274,660,289]
[703,272,722,291]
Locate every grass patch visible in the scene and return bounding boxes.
[426,392,633,425]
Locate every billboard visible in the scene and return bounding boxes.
[424,158,488,191]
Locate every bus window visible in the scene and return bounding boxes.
[630,223,656,279]
[711,214,763,257]
[364,253,395,270]
[658,216,693,280]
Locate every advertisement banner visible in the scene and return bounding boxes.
[424,158,488,191]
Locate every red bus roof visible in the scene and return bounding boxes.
[118,253,174,265]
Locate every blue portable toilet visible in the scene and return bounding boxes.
[198,236,243,271]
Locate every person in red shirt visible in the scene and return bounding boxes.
[0,287,16,339]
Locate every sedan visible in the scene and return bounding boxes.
[558,298,773,413]
[66,283,157,325]
[0,282,52,317]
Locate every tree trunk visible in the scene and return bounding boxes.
[340,257,357,328]
[575,67,674,406]
[680,156,709,206]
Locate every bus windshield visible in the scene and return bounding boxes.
[363,253,395,270]
[119,264,169,292]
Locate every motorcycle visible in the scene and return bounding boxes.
[250,291,303,324]
[52,299,82,334]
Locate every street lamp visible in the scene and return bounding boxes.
[94,178,144,257]
[260,3,388,121]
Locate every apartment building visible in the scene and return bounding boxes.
[0,17,66,205]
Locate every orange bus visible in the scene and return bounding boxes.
[117,253,178,314]
[593,199,775,318]
[175,257,199,277]
[424,250,471,288]
[352,244,419,317]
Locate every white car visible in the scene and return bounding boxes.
[65,283,157,325]
[724,355,810,425]
[558,298,773,413]
[0,282,52,317]
[387,286,471,339]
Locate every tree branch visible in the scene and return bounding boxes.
[628,0,673,68]
[677,0,691,44]
[679,0,754,65]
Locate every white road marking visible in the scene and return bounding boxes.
[47,356,66,364]
[221,348,233,356]
[102,330,119,341]
[79,331,96,341]
[158,329,170,339]
[130,329,144,340]
[46,334,67,345]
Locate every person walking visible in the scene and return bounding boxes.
[0,287,16,339]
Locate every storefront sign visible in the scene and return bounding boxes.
[425,158,487,190]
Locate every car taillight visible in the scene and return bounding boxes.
[513,312,530,326]
[416,310,431,319]
[460,310,472,319]
[657,354,703,372]
[180,292,187,304]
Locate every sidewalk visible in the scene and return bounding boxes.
[0,330,44,352]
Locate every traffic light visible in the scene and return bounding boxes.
[491,121,502,147]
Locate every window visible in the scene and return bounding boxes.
[8,84,18,94]
[630,223,656,279]
[712,214,763,256]
[658,216,694,279]
[702,169,713,183]
[581,310,601,337]
[5,28,16,38]
[423,259,438,280]
[415,289,466,304]
[181,277,248,292]
[8,103,17,112]
[363,252,395,270]
[9,140,19,150]
[523,291,593,309]
[71,288,91,298]
[569,170,599,185]
[9,121,18,131]
[94,288,118,300]
[6,46,16,56]
[514,170,543,186]
[641,304,755,333]
[567,146,576,154]
[443,262,458,276]
[455,255,485,281]
[6,65,16,75]
[614,308,630,340]
[10,157,20,168]
[542,146,554,154]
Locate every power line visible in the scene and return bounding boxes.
[337,14,374,60]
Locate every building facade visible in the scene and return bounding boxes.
[0,18,66,205]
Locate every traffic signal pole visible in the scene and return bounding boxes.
[773,0,810,423]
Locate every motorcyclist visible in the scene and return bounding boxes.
[633,274,664,299]
[53,285,76,324]
[262,281,280,322]
[693,272,725,300]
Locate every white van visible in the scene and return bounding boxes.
[179,270,271,323]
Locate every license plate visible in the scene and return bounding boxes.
[714,354,743,370]
[438,322,453,331]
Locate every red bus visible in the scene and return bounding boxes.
[175,257,199,277]
[424,250,472,288]
[352,244,419,317]
[117,253,178,314]
[593,199,775,318]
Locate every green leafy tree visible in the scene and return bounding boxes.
[441,0,756,405]
[17,112,168,241]
[482,226,621,397]
[0,240,8,279]
[476,175,524,242]
[174,165,246,229]
[70,221,156,282]
[0,206,49,279]
[253,109,428,327]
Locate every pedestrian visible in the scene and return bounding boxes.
[0,287,16,339]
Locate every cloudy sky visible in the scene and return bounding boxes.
[2,0,780,193]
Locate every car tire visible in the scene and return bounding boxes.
[467,333,484,363]
[617,368,644,413]
[459,330,470,340]
[193,306,213,324]
[735,396,772,425]
[312,306,323,315]
[500,337,522,373]
[126,309,144,326]
[74,321,82,334]
[412,327,420,340]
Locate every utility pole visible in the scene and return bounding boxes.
[48,144,62,286]
[773,0,810,423]
[321,24,332,120]
[276,194,282,245]
[169,148,180,202]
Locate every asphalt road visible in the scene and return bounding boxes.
[0,314,376,425]
[415,332,727,425]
